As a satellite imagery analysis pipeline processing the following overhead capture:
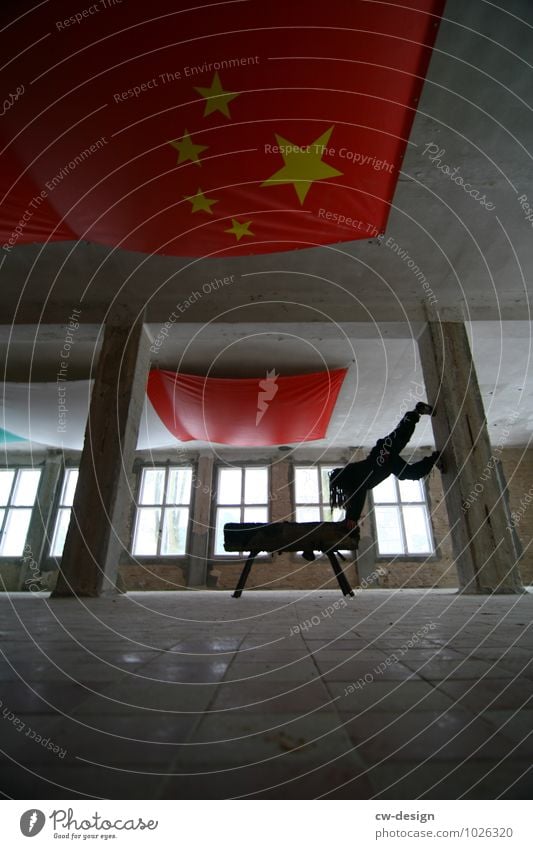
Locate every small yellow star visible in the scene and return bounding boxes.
[262,126,342,204]
[184,188,218,214]
[195,72,239,118]
[225,218,254,241]
[169,130,208,165]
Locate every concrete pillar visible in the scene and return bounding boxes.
[187,454,214,587]
[18,452,63,590]
[418,321,523,593]
[52,313,151,597]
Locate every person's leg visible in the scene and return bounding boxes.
[343,487,369,524]
[390,451,440,480]
[368,402,433,464]
[369,411,415,462]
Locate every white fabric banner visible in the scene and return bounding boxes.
[1,381,176,450]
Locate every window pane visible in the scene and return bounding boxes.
[295,506,321,523]
[244,468,268,504]
[244,506,268,524]
[320,467,335,504]
[398,479,424,502]
[403,505,432,554]
[133,507,161,555]
[294,468,319,504]
[215,506,241,555]
[322,506,344,522]
[167,468,192,505]
[322,506,345,522]
[372,476,397,503]
[0,508,32,556]
[12,470,41,506]
[375,506,404,554]
[62,469,79,506]
[0,471,15,506]
[218,468,242,504]
[50,508,72,557]
[139,469,165,505]
[161,507,189,555]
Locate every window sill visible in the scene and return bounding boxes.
[126,556,188,561]
[375,554,438,562]
[212,554,272,561]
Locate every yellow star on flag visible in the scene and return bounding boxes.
[169,130,208,165]
[225,218,254,241]
[262,127,342,204]
[184,188,218,214]
[195,73,239,118]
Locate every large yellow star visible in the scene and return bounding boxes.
[225,218,254,241]
[262,127,342,204]
[195,73,239,118]
[169,130,208,165]
[184,188,218,214]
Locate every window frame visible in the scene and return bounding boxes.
[370,476,436,558]
[0,465,43,559]
[292,463,344,523]
[212,463,270,558]
[131,462,193,559]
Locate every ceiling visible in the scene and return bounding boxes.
[1,0,532,450]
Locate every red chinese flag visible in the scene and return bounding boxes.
[0,0,444,257]
[147,368,347,445]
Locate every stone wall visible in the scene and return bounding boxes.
[118,564,187,591]
[1,445,531,591]
[211,554,359,593]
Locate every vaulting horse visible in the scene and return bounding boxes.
[223,521,360,598]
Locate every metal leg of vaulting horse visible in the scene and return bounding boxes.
[326,551,355,597]
[232,551,259,598]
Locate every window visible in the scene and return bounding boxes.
[214,466,269,555]
[372,477,434,556]
[294,465,344,523]
[0,468,42,556]
[50,468,79,557]
[132,466,192,556]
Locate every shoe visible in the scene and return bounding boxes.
[415,402,434,416]
[301,551,316,562]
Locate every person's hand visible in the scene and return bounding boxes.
[345,519,358,530]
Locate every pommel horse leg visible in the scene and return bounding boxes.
[232,551,259,598]
[326,551,355,597]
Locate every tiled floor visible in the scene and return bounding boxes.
[0,589,532,799]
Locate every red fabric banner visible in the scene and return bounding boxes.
[147,368,347,445]
[0,0,444,257]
